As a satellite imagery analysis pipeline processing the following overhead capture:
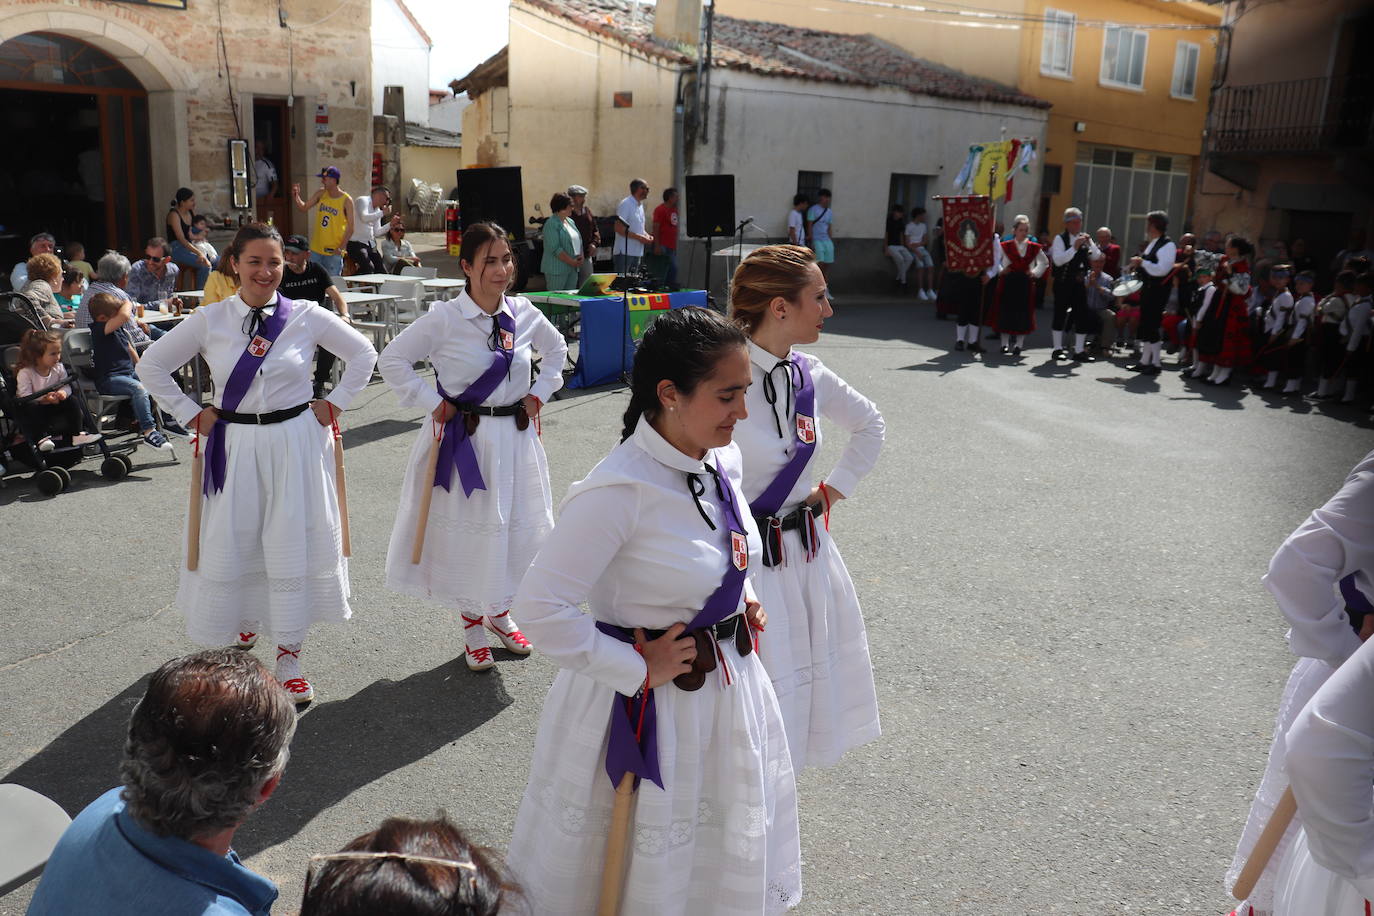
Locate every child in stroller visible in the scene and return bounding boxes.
[13,329,102,452]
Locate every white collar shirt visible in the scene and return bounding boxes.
[1264,290,1294,335]
[734,340,884,511]
[352,196,387,245]
[614,195,646,256]
[1050,230,1101,267]
[376,291,568,417]
[1344,297,1372,350]
[134,292,378,428]
[512,421,760,696]
[1263,448,1374,668]
[1293,292,1316,340]
[1140,236,1177,278]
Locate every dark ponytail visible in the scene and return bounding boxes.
[620,307,748,442]
[171,187,195,208]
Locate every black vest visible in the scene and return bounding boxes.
[1054,231,1091,282]
[1141,235,1172,286]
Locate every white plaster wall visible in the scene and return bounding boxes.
[429,94,469,134]
[697,69,1049,241]
[372,0,431,123]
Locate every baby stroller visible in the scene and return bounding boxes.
[0,292,138,495]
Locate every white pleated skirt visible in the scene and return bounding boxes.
[385,416,553,616]
[179,412,350,646]
[751,525,880,770]
[507,651,803,915]
[1226,657,1337,912]
[1273,827,1369,916]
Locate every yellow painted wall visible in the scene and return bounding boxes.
[1019,0,1220,225]
[716,0,1029,86]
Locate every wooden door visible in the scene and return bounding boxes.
[253,99,292,233]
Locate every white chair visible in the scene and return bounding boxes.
[0,784,72,896]
[379,278,424,330]
[400,266,438,280]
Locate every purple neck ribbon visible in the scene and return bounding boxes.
[751,353,816,519]
[597,457,749,791]
[432,304,516,497]
[204,294,293,495]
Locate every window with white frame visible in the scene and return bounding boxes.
[1172,41,1200,99]
[1101,25,1147,89]
[1041,9,1075,78]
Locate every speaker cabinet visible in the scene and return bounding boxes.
[455,166,525,239]
[685,174,736,238]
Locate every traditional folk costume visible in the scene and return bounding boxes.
[1192,258,1253,385]
[1258,289,1296,390]
[1280,291,1315,395]
[379,291,568,670]
[1228,448,1374,916]
[1313,292,1351,399]
[507,423,801,914]
[995,237,1047,356]
[1338,292,1372,404]
[136,292,377,700]
[950,239,1001,352]
[1130,233,1177,373]
[1048,230,1101,359]
[735,341,884,769]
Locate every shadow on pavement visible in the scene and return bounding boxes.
[342,417,422,449]
[233,658,514,857]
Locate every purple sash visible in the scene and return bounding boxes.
[1340,572,1373,616]
[432,303,517,497]
[204,294,294,495]
[750,354,816,518]
[597,458,749,790]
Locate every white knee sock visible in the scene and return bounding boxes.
[1344,380,1359,402]
[1215,366,1232,384]
[1316,377,1330,396]
[956,324,968,343]
[967,325,981,344]
[1283,378,1301,393]
[1051,329,1064,351]
[1001,333,1011,348]
[1016,335,1027,348]
[1264,370,1279,389]
[1151,342,1164,365]
[1191,361,1211,378]
[1074,333,1087,353]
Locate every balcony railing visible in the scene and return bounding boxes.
[1210,75,1373,154]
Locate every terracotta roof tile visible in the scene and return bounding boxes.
[517,0,1049,109]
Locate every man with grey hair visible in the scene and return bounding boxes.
[568,184,600,285]
[1049,206,1101,360]
[9,231,56,291]
[76,251,165,342]
[28,649,296,915]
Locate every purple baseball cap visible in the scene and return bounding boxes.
[317,166,341,180]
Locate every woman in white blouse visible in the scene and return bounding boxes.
[728,244,885,770]
[1226,448,1374,914]
[379,222,568,671]
[137,223,377,703]
[506,307,801,914]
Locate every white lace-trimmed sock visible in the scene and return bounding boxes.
[461,614,491,650]
[1051,329,1064,351]
[275,642,304,682]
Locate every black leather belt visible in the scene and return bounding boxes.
[755,501,824,568]
[218,402,311,425]
[755,500,823,533]
[442,400,529,432]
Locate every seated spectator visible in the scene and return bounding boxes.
[202,238,242,306]
[126,237,184,313]
[84,291,176,449]
[167,187,214,287]
[188,216,219,266]
[301,815,519,916]
[10,231,56,291]
[378,222,421,273]
[78,251,167,343]
[55,267,85,313]
[1094,227,1122,279]
[13,328,101,452]
[20,252,71,328]
[66,241,94,281]
[1085,251,1117,353]
[26,649,295,915]
[883,204,912,291]
[904,206,935,300]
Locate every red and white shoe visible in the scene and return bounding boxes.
[485,611,532,655]
[461,615,495,671]
[237,632,258,649]
[281,677,315,704]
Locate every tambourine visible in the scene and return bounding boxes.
[1112,273,1144,297]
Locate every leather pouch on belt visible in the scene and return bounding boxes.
[672,629,717,691]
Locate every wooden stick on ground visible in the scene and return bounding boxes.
[596,772,638,916]
[187,438,203,571]
[410,433,442,564]
[1232,785,1298,901]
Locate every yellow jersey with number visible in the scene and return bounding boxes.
[312,190,350,256]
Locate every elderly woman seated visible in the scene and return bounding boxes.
[20,253,73,328]
[378,222,422,274]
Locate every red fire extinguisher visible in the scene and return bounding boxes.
[445,203,460,256]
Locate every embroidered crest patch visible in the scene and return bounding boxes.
[731,531,748,571]
[500,329,515,351]
[796,414,816,444]
[248,336,272,358]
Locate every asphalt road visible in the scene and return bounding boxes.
[2,293,1371,915]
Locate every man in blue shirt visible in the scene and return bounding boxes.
[125,237,184,312]
[27,649,297,915]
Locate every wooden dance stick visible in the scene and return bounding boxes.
[1232,785,1298,901]
[329,405,352,558]
[410,429,442,564]
[596,772,638,916]
[187,436,204,571]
